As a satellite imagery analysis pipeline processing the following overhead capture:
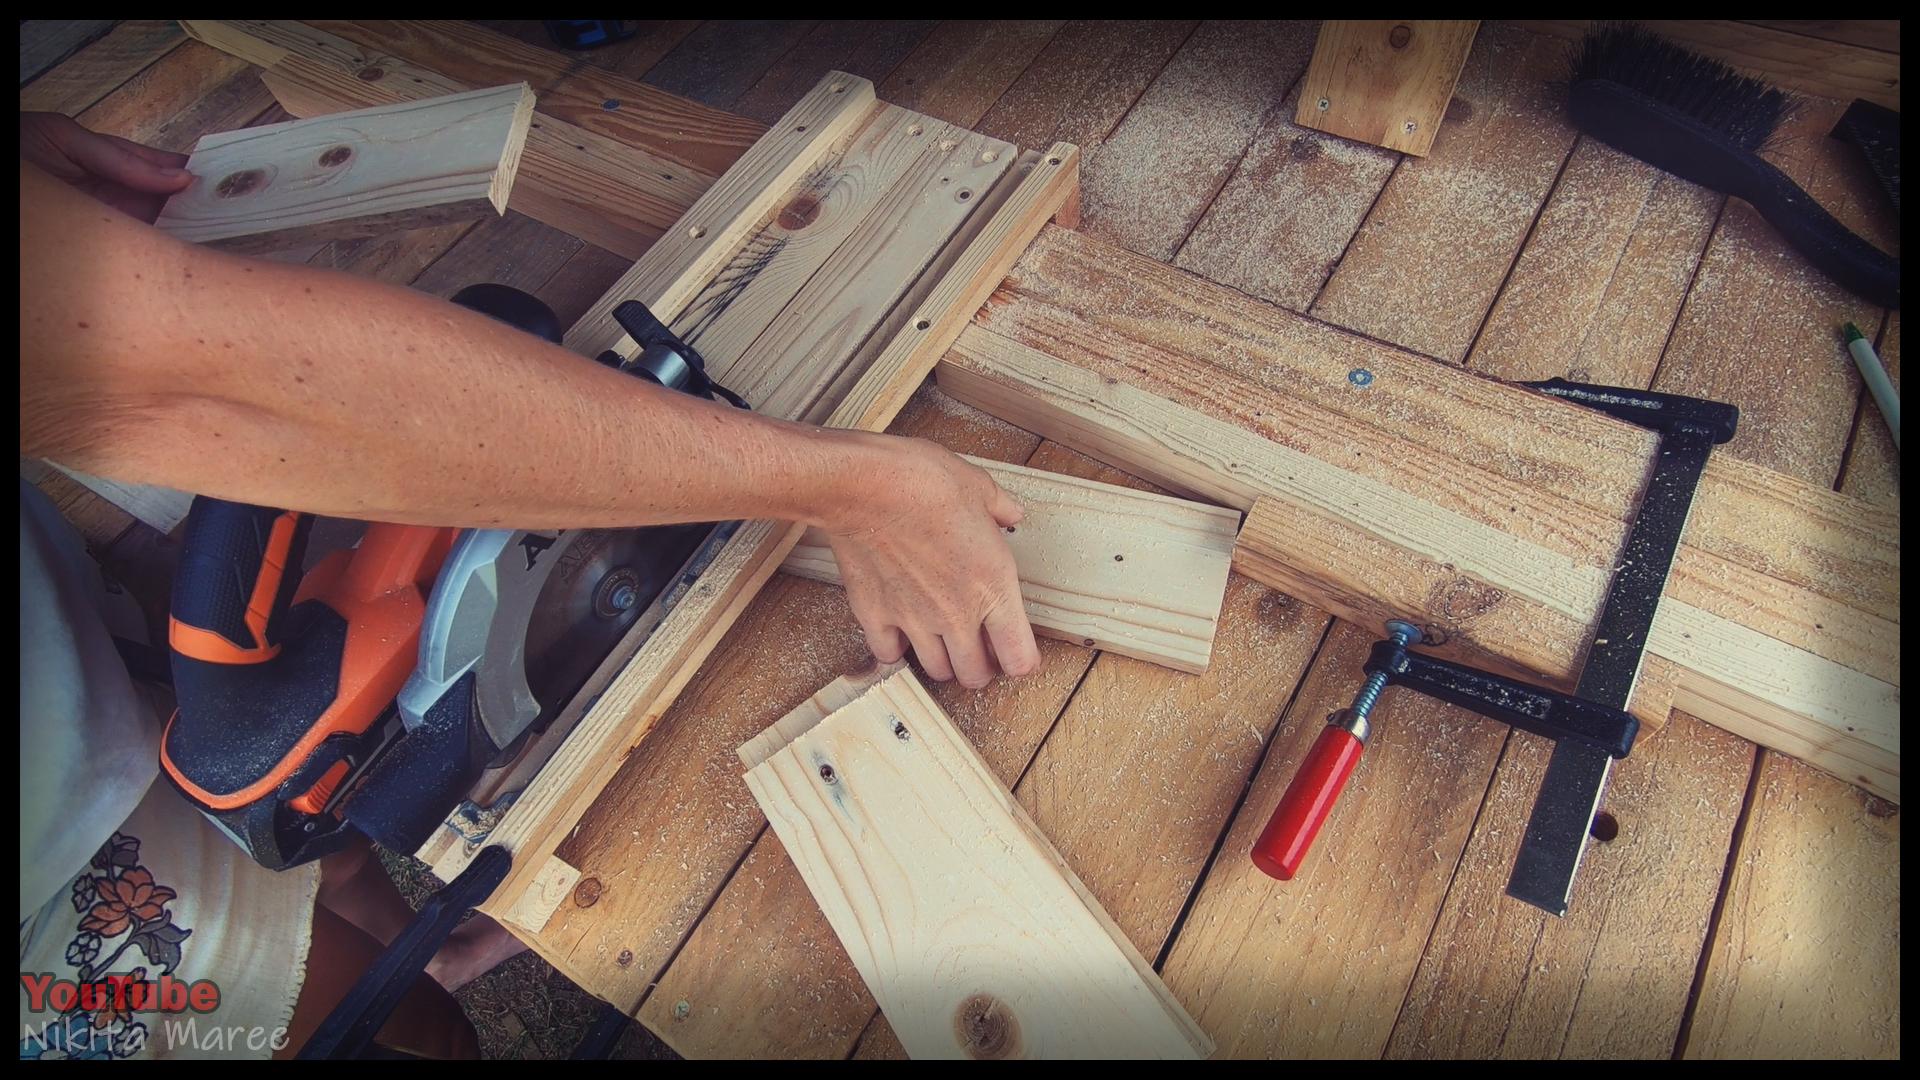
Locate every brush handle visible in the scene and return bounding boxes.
[1571,80,1899,310]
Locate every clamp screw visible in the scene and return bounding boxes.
[609,584,638,612]
[1341,621,1422,736]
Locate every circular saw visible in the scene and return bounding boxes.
[159,287,747,869]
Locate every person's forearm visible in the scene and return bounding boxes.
[21,163,891,530]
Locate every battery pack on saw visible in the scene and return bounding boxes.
[161,288,748,870]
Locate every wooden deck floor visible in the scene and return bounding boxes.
[22,20,1899,1059]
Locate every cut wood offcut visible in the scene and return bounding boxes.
[740,665,1213,1060]
[154,82,535,253]
[781,456,1239,673]
[1296,20,1480,156]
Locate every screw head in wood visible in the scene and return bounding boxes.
[1318,97,1331,111]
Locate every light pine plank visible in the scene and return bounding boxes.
[742,666,1212,1059]
[783,454,1239,673]
[1310,23,1576,363]
[1078,19,1317,262]
[559,72,881,359]
[1295,20,1480,156]
[722,127,1017,423]
[154,83,535,254]
[1157,623,1512,1057]
[19,20,118,86]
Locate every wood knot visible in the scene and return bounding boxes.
[215,170,264,198]
[1389,24,1413,49]
[1430,571,1504,623]
[778,194,821,230]
[572,876,605,908]
[954,992,1021,1059]
[616,949,634,967]
[318,146,352,167]
[356,65,386,81]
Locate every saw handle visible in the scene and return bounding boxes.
[1251,723,1366,881]
[169,503,311,662]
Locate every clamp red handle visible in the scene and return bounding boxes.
[1251,723,1366,881]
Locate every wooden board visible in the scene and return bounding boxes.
[741,666,1212,1059]
[1295,21,1480,157]
[19,20,118,86]
[781,454,1239,673]
[154,83,535,253]
[18,20,186,115]
[936,227,1899,799]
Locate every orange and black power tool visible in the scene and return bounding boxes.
[160,286,745,870]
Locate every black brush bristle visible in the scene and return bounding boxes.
[1570,24,1792,152]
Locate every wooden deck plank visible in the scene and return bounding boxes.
[19,20,185,114]
[731,21,937,126]
[306,20,764,178]
[640,20,815,109]
[973,20,1197,158]
[19,20,118,86]
[877,20,1066,130]
[1312,23,1575,363]
[1517,20,1900,108]
[74,40,274,152]
[1382,112,1756,1056]
[1663,94,1901,1063]
[1174,77,1398,312]
[1467,139,1721,385]
[1078,19,1316,262]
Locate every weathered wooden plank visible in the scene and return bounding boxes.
[19,20,118,86]
[640,20,815,109]
[1295,20,1480,157]
[730,21,937,126]
[179,22,711,259]
[74,39,273,152]
[303,20,764,177]
[877,20,1065,129]
[19,20,184,114]
[1174,78,1398,312]
[1311,23,1576,363]
[1517,19,1900,108]
[1742,20,1899,52]
[1078,19,1317,262]
[742,666,1213,1059]
[974,20,1197,158]
[1468,138,1721,386]
[154,83,535,254]
[783,454,1238,673]
[408,212,584,298]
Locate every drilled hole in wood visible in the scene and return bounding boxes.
[795,124,808,133]
[914,318,931,331]
[688,226,707,239]
[1046,156,1061,166]
[1114,554,1125,562]
[892,718,910,741]
[831,84,846,93]
[980,150,997,163]
[908,123,924,136]
[1590,811,1619,843]
[819,763,837,784]
[957,189,972,202]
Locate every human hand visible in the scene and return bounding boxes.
[20,112,192,223]
[821,437,1041,688]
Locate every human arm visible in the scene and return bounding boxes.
[19,160,1039,686]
